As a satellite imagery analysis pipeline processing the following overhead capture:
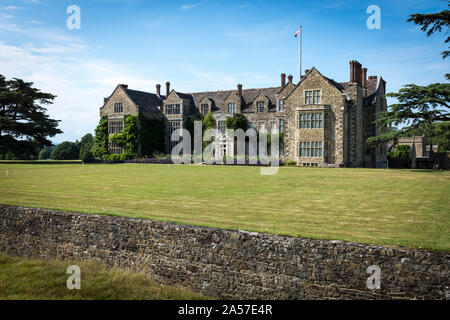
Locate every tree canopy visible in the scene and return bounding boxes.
[50,141,79,160]
[407,8,450,59]
[0,75,62,155]
[368,6,450,145]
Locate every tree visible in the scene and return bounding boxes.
[368,83,450,144]
[368,6,450,145]
[92,115,109,159]
[225,114,249,131]
[388,145,411,160]
[425,121,450,152]
[407,7,450,59]
[79,133,94,161]
[0,75,62,156]
[38,146,54,160]
[50,141,79,160]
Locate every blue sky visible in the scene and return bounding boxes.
[0,0,448,143]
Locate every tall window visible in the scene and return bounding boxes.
[227,103,236,114]
[299,142,322,157]
[299,112,322,129]
[305,90,320,105]
[165,104,181,115]
[257,102,265,113]
[108,120,123,134]
[167,120,181,151]
[114,102,123,113]
[279,119,285,133]
[278,99,284,112]
[270,121,277,134]
[258,122,266,132]
[313,90,321,104]
[201,104,209,115]
[218,121,225,134]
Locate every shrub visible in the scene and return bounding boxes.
[285,160,297,166]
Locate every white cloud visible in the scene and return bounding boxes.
[0,13,15,19]
[5,6,23,11]
[181,3,201,11]
[0,39,159,143]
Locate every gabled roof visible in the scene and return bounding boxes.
[124,88,163,114]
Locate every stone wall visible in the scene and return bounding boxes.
[0,205,448,300]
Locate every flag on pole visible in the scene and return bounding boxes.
[294,28,301,37]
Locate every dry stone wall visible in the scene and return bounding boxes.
[0,205,448,300]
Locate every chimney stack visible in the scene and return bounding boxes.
[119,84,128,89]
[280,73,286,88]
[362,68,367,89]
[166,81,170,97]
[237,84,243,97]
[103,97,108,104]
[349,60,362,86]
[287,75,293,85]
[156,84,161,97]
[368,75,378,81]
[305,69,310,74]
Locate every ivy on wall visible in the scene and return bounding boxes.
[93,113,165,160]
[138,114,165,157]
[92,115,109,159]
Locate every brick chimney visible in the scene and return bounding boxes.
[156,84,161,97]
[166,81,170,97]
[287,75,293,85]
[280,73,286,88]
[362,68,367,89]
[237,84,243,97]
[349,60,362,86]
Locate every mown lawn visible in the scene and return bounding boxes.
[0,254,207,300]
[0,163,449,251]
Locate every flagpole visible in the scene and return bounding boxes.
[299,26,302,80]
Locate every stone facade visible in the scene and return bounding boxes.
[0,205,448,300]
[99,60,387,167]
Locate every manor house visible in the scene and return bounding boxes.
[99,60,387,167]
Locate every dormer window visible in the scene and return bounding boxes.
[257,102,265,113]
[227,103,236,114]
[114,102,123,113]
[201,104,209,115]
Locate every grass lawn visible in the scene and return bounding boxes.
[0,254,207,300]
[0,163,449,251]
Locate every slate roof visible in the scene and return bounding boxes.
[185,86,283,114]
[125,88,164,114]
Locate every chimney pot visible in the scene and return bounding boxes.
[237,84,243,97]
[287,75,293,84]
[166,81,170,97]
[156,84,161,97]
[305,69,310,74]
[103,97,108,104]
[369,75,378,80]
[362,68,367,89]
[280,73,286,87]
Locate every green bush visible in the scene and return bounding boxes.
[388,145,411,160]
[285,160,297,166]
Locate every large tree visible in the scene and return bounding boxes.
[368,6,450,145]
[0,75,62,155]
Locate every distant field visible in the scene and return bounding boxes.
[0,254,207,300]
[0,163,449,251]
